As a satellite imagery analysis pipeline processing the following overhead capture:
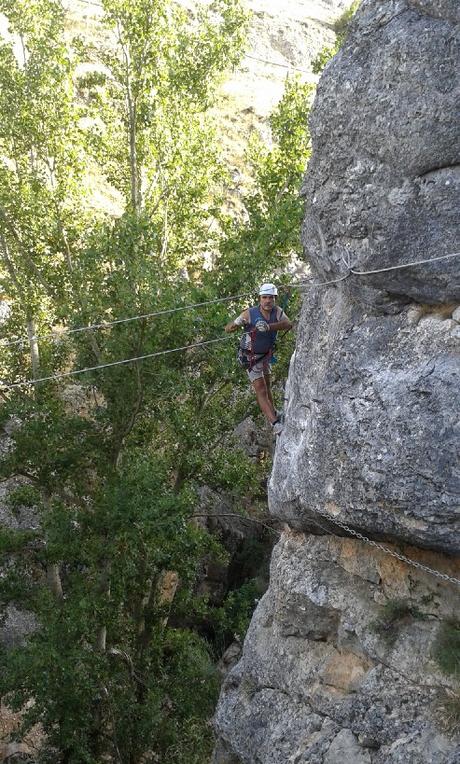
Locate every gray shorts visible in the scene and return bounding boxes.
[247,356,271,383]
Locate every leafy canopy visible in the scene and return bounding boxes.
[0,0,314,760]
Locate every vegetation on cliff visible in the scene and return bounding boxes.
[312,0,360,74]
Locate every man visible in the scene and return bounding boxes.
[225,283,292,435]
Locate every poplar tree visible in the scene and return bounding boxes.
[0,1,250,761]
[0,0,314,759]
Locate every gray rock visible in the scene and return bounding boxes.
[212,738,243,764]
[0,604,37,648]
[214,1,460,761]
[214,533,460,763]
[0,451,40,649]
[0,478,40,532]
[324,729,371,764]
[375,728,455,763]
[195,485,251,550]
[270,0,460,554]
[269,289,460,553]
[233,416,273,458]
[217,641,243,677]
[446,747,460,764]
[301,0,460,305]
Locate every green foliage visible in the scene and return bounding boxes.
[211,579,265,645]
[433,622,460,739]
[434,619,460,678]
[436,689,460,737]
[333,0,361,43]
[6,483,41,510]
[217,75,313,292]
[0,526,36,555]
[0,0,309,758]
[0,455,222,762]
[2,624,220,763]
[213,74,310,389]
[0,0,254,760]
[312,0,360,74]
[231,535,270,583]
[311,45,337,75]
[371,598,423,646]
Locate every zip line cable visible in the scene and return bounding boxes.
[0,249,458,388]
[0,292,254,349]
[0,336,234,390]
[287,250,460,288]
[286,272,350,289]
[350,250,460,276]
[242,53,313,77]
[2,251,458,349]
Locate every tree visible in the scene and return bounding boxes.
[0,0,252,761]
[312,0,360,74]
[215,76,313,288]
[0,0,93,384]
[210,75,313,392]
[0,1,316,760]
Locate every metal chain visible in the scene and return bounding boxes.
[308,506,460,586]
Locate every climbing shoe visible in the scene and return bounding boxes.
[272,418,283,436]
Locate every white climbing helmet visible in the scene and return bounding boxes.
[259,282,278,296]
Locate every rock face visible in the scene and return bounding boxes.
[271,290,459,554]
[214,532,460,764]
[0,486,39,647]
[222,0,349,118]
[273,0,460,554]
[302,0,460,305]
[213,1,460,761]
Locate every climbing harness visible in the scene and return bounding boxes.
[236,305,278,371]
[236,328,272,371]
[236,287,294,372]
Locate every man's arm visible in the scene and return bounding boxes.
[224,309,249,333]
[269,308,292,332]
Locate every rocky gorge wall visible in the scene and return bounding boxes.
[213,1,460,761]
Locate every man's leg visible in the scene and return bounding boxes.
[264,371,275,410]
[252,376,277,423]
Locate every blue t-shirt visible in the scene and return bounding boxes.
[248,305,278,355]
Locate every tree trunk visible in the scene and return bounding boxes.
[47,563,64,600]
[26,318,40,380]
[128,93,140,212]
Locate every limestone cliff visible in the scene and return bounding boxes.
[213,1,460,761]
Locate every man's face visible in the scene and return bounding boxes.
[260,294,275,310]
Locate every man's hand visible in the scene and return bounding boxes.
[255,319,270,332]
[225,312,248,333]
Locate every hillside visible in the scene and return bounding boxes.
[62,0,347,201]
